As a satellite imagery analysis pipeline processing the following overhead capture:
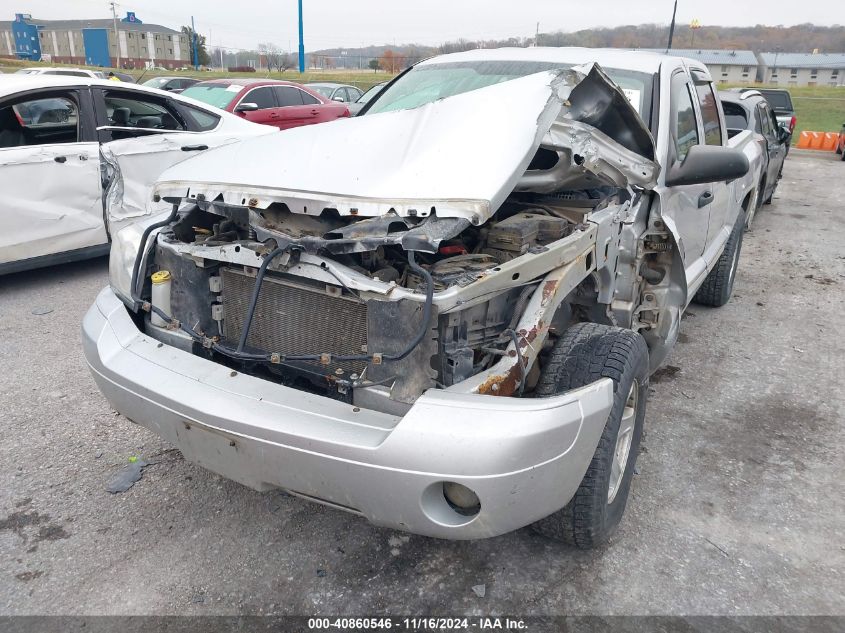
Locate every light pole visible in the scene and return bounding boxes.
[298,0,305,73]
[109,1,120,68]
[191,15,199,70]
[690,18,701,48]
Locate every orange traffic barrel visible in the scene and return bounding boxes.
[821,132,839,151]
[796,131,813,149]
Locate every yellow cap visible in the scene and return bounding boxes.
[151,270,171,284]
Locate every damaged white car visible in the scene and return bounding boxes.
[0,75,272,275]
[84,49,753,546]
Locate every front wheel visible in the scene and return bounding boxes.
[693,210,746,307]
[531,323,649,548]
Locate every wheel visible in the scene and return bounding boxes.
[531,323,649,548]
[693,210,745,307]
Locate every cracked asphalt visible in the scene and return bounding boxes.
[1,150,843,616]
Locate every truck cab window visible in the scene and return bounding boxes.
[671,74,699,161]
[694,81,723,146]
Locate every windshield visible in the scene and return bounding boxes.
[357,83,385,104]
[365,60,653,119]
[143,78,170,89]
[309,85,334,98]
[180,84,239,109]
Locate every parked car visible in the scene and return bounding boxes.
[142,76,199,93]
[180,79,349,130]
[721,89,789,228]
[0,75,274,275]
[306,82,363,103]
[84,48,752,547]
[15,67,106,79]
[347,82,387,116]
[750,88,796,152]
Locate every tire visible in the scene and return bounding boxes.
[531,323,649,548]
[693,210,745,307]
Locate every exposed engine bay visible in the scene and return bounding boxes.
[127,62,672,415]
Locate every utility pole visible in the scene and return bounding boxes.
[297,0,305,73]
[666,0,678,51]
[191,15,199,69]
[535,22,540,47]
[109,1,120,68]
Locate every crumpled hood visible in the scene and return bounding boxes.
[155,63,657,226]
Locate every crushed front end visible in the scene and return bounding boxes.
[84,63,659,538]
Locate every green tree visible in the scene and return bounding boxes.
[368,58,380,72]
[181,26,211,66]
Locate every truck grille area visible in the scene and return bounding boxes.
[220,268,369,375]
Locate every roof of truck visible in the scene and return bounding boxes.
[417,47,705,75]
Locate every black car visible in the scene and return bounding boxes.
[721,89,790,227]
[142,77,200,93]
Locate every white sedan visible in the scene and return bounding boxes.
[0,75,274,275]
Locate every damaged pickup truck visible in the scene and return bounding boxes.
[84,48,753,547]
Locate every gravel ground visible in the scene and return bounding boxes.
[1,150,843,616]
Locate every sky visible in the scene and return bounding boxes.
[10,0,844,52]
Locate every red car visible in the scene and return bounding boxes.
[180,79,349,130]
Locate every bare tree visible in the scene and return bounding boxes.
[278,53,295,72]
[258,42,284,72]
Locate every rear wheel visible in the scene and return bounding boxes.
[531,323,649,548]
[694,210,745,307]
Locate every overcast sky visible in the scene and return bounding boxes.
[12,0,844,52]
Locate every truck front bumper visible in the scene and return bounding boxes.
[83,287,613,539]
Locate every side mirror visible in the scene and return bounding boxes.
[235,102,259,113]
[332,96,345,102]
[665,145,749,187]
[777,125,791,143]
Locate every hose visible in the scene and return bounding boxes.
[235,246,289,353]
[130,202,181,309]
[132,209,434,369]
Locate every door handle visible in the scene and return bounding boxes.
[698,191,714,208]
[269,112,280,119]
[311,109,319,115]
[54,156,67,163]
[181,144,208,152]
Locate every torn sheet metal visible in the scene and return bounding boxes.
[103,133,259,236]
[154,63,657,227]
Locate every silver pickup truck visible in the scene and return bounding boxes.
[83,48,753,548]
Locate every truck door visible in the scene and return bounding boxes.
[660,70,710,288]
[691,75,733,264]
[758,102,785,195]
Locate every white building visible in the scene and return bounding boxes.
[637,49,759,84]
[758,52,845,87]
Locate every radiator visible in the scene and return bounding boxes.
[221,268,368,375]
